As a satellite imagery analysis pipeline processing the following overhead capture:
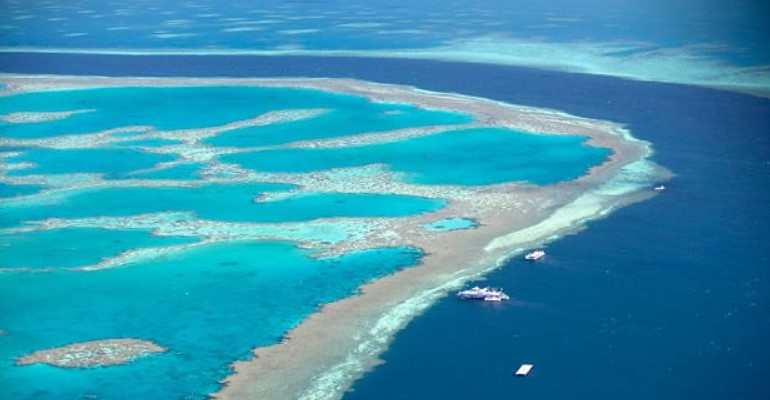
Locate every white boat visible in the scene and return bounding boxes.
[653,184,666,191]
[524,250,545,261]
[457,286,493,299]
[457,286,510,301]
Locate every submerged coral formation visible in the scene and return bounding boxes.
[16,339,167,368]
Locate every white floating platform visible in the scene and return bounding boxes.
[515,363,534,376]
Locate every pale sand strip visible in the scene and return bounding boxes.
[0,75,666,399]
[0,109,95,124]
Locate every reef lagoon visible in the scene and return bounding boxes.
[0,76,662,399]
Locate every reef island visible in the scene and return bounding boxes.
[15,339,167,368]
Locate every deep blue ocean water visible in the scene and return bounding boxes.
[1,54,768,399]
[2,0,768,65]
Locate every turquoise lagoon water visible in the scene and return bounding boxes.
[0,182,46,198]
[113,138,183,147]
[224,128,610,185]
[0,184,445,228]
[0,227,198,270]
[203,103,471,148]
[0,86,470,139]
[131,163,206,180]
[0,242,423,399]
[424,217,478,232]
[0,82,611,399]
[6,148,176,178]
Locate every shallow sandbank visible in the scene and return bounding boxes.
[16,338,166,368]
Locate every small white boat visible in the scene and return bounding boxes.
[515,364,534,376]
[653,184,666,191]
[524,250,545,261]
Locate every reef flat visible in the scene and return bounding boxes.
[15,338,167,368]
[0,75,667,399]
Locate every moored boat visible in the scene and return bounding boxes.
[456,286,491,299]
[524,250,545,261]
[457,286,510,301]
